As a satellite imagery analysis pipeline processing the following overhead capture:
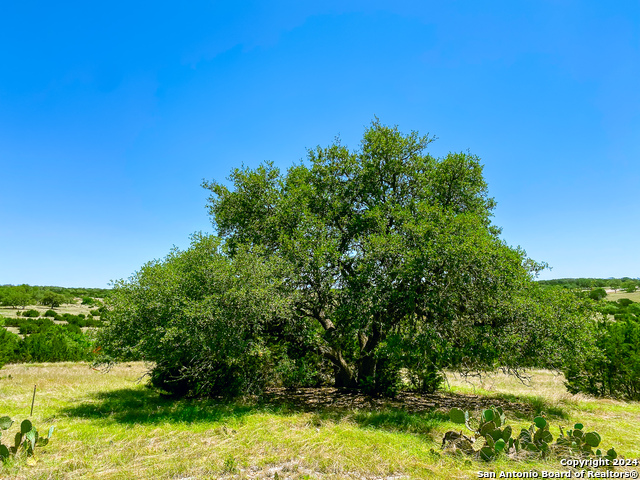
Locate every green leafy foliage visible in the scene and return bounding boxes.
[40,291,67,308]
[0,329,21,369]
[0,285,107,310]
[0,416,54,462]
[97,234,297,397]
[564,299,640,400]
[200,120,593,394]
[20,324,94,362]
[99,120,596,397]
[537,277,639,291]
[0,321,94,364]
[589,288,607,301]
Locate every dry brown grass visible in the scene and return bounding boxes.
[605,290,640,303]
[0,300,96,319]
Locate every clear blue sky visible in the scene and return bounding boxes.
[1,1,638,288]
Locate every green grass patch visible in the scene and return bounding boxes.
[1,363,639,479]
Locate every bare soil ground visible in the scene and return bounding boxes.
[261,387,535,417]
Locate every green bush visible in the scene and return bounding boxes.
[3,318,21,328]
[21,309,40,318]
[42,309,59,318]
[60,313,101,328]
[0,329,21,368]
[18,318,55,335]
[19,324,94,362]
[64,323,82,335]
[273,352,329,389]
[589,288,607,301]
[97,234,295,397]
[564,312,640,400]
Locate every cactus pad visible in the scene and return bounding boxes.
[449,408,466,424]
[585,432,601,447]
[0,417,13,430]
[533,417,546,429]
[20,420,32,435]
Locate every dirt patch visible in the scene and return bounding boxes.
[261,387,535,416]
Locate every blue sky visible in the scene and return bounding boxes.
[1,1,638,288]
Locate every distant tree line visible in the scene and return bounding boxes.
[0,285,105,368]
[0,285,110,309]
[537,278,639,293]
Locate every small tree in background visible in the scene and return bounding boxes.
[41,291,67,309]
[609,279,621,292]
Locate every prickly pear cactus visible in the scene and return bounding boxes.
[556,423,615,461]
[444,410,618,463]
[445,406,518,461]
[0,416,54,462]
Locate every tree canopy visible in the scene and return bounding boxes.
[100,120,594,397]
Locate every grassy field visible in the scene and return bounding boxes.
[1,364,639,479]
[606,290,640,303]
[0,301,95,320]
[0,301,99,336]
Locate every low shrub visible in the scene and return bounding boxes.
[22,309,40,318]
[564,313,640,400]
[19,324,94,362]
[18,319,55,335]
[64,323,82,335]
[2,318,21,328]
[60,313,101,328]
[43,309,59,318]
[274,353,328,389]
[0,329,21,368]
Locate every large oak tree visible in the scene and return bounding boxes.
[100,120,593,397]
[202,120,588,393]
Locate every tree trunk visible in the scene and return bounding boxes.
[320,346,357,388]
[334,363,357,388]
[356,320,384,386]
